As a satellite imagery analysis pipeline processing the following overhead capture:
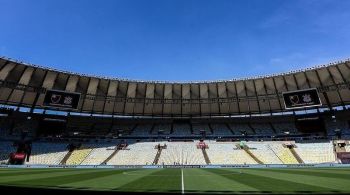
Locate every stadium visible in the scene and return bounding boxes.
[0,55,350,194]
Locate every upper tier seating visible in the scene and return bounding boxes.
[152,124,171,135]
[192,124,212,135]
[325,120,349,136]
[250,123,274,135]
[210,123,233,136]
[172,124,192,136]
[272,123,298,135]
[130,124,153,137]
[111,124,135,136]
[228,123,254,135]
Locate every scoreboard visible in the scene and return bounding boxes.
[43,89,81,109]
[282,88,322,109]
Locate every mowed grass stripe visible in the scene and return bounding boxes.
[254,168,350,180]
[183,168,258,193]
[58,169,161,190]
[0,168,92,173]
[239,169,349,192]
[0,168,55,174]
[0,169,108,184]
[1,168,350,193]
[1,169,128,187]
[203,168,334,193]
[115,169,181,193]
[277,168,350,175]
[0,168,82,177]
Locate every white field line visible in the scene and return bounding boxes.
[181,168,184,194]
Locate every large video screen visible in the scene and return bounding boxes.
[282,88,322,109]
[43,90,81,109]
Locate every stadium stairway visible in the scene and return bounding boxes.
[208,124,214,134]
[65,148,93,165]
[268,122,277,134]
[247,124,257,134]
[153,147,163,165]
[127,124,139,135]
[289,147,304,164]
[170,123,174,134]
[101,148,120,165]
[59,150,73,165]
[270,144,299,164]
[239,144,263,164]
[201,148,211,165]
[190,123,194,135]
[149,123,156,134]
[225,123,235,135]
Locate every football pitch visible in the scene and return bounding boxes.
[0,168,350,194]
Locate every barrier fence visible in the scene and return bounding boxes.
[1,163,350,169]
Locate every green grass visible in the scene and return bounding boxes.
[0,168,350,194]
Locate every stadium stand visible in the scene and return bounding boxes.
[345,144,350,152]
[250,123,274,135]
[246,142,283,164]
[80,144,116,165]
[192,124,212,135]
[268,143,299,164]
[205,141,256,164]
[107,142,157,165]
[294,142,336,163]
[152,123,172,135]
[172,123,192,137]
[65,147,93,165]
[272,122,299,135]
[158,141,206,165]
[26,142,68,165]
[129,124,153,137]
[1,57,350,167]
[210,123,234,136]
[228,123,255,135]
[0,141,16,164]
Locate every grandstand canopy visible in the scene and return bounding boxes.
[0,57,349,117]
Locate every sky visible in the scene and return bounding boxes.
[0,0,350,82]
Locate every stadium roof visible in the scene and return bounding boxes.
[0,56,349,117]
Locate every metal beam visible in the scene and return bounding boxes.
[325,67,345,108]
[262,79,272,115]
[314,69,333,111]
[243,81,251,116]
[233,81,241,114]
[101,80,111,114]
[252,80,261,114]
[6,66,27,104]
[271,77,283,112]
